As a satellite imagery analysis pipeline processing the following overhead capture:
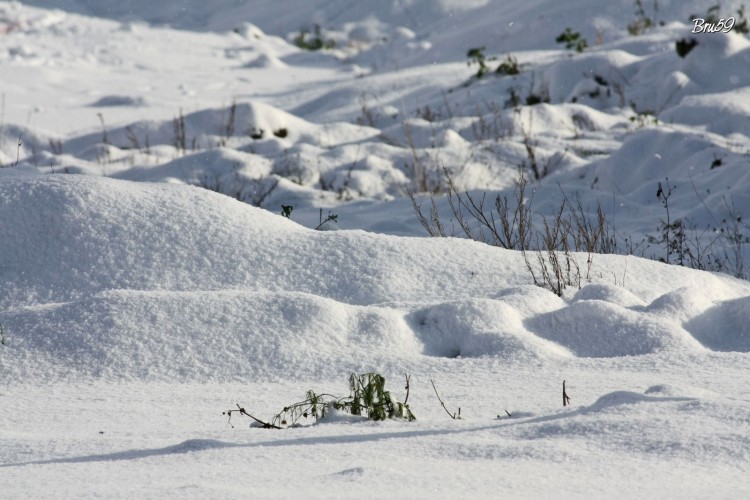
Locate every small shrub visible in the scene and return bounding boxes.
[314,208,338,230]
[736,6,750,33]
[675,38,698,58]
[280,205,294,218]
[273,128,288,138]
[654,178,682,265]
[522,204,583,297]
[704,4,721,24]
[627,0,655,35]
[506,88,522,108]
[173,109,187,154]
[48,138,63,155]
[629,104,659,128]
[556,28,588,52]
[293,24,335,51]
[410,168,618,295]
[224,373,415,429]
[495,54,520,75]
[525,92,549,106]
[466,47,496,79]
[219,100,237,147]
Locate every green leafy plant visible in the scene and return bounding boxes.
[629,103,659,128]
[224,373,415,429]
[556,28,588,52]
[495,54,520,75]
[466,47,496,79]
[293,24,335,51]
[280,205,294,218]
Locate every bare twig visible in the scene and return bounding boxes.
[223,404,282,429]
[12,134,22,167]
[0,93,5,150]
[97,113,109,145]
[563,380,571,407]
[173,109,187,154]
[431,379,460,419]
[403,374,411,406]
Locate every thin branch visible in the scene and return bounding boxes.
[563,380,571,407]
[431,379,459,419]
[403,373,411,406]
[12,133,22,167]
[224,404,282,429]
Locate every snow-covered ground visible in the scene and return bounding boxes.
[2,1,750,497]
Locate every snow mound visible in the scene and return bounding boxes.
[0,289,421,381]
[684,296,750,352]
[525,299,704,357]
[1,175,750,382]
[411,298,571,360]
[571,283,646,308]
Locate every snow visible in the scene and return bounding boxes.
[2,0,750,498]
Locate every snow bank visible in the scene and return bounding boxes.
[2,175,750,383]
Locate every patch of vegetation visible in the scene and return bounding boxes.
[466,46,496,79]
[280,205,294,218]
[629,103,659,128]
[410,167,616,296]
[495,54,520,75]
[525,91,549,106]
[627,0,656,35]
[224,373,415,429]
[675,38,698,58]
[556,28,588,52]
[693,4,749,34]
[173,108,187,155]
[737,5,750,33]
[314,208,339,230]
[702,4,722,24]
[293,24,335,51]
[273,128,289,138]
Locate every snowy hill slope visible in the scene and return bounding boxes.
[2,1,750,498]
[2,173,749,384]
[3,1,750,276]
